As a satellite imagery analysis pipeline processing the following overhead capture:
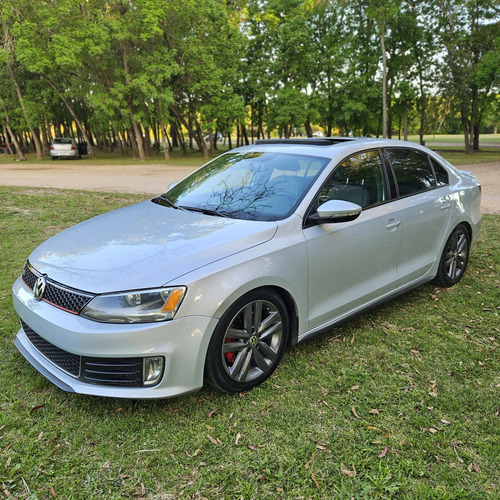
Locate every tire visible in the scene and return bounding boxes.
[51,156,56,161]
[205,288,289,394]
[432,224,470,287]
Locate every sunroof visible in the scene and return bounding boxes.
[255,138,355,146]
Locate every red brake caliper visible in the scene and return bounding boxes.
[224,338,236,364]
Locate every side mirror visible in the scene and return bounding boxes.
[309,200,362,224]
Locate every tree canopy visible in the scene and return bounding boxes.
[0,0,499,159]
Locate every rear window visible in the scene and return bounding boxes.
[385,148,436,197]
[53,138,73,144]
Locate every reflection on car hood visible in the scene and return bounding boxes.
[28,201,277,293]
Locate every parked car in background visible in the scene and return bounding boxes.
[205,132,224,142]
[12,138,481,399]
[50,138,80,160]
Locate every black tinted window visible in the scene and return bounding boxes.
[317,150,387,208]
[431,158,449,186]
[385,148,436,196]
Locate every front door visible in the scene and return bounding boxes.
[304,150,402,331]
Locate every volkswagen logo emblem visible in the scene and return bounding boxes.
[33,276,47,301]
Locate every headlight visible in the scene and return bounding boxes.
[80,287,186,323]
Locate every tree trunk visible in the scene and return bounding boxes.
[380,17,388,138]
[161,121,170,160]
[304,119,313,138]
[2,124,14,155]
[128,127,140,158]
[240,123,250,145]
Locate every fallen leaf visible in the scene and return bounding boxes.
[248,445,258,451]
[316,444,327,451]
[322,400,334,410]
[428,428,438,434]
[367,426,380,431]
[368,409,380,415]
[207,434,218,445]
[235,432,241,445]
[205,424,215,430]
[410,349,420,356]
[305,452,317,469]
[350,385,360,392]
[30,404,45,415]
[428,391,438,397]
[50,486,57,497]
[350,334,355,344]
[351,406,361,419]
[378,445,389,458]
[468,463,479,473]
[5,456,11,468]
[311,473,320,490]
[208,409,217,418]
[340,463,356,478]
[193,448,201,457]
[440,419,451,425]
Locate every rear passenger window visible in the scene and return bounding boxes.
[385,148,436,196]
[430,158,449,186]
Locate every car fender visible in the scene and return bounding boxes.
[167,215,308,339]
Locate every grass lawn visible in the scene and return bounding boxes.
[0,187,498,499]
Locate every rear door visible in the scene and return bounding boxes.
[304,149,402,330]
[383,148,453,286]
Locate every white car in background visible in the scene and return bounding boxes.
[50,137,80,160]
[12,138,481,398]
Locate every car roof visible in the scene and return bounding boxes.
[236,137,434,161]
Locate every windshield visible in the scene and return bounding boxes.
[163,152,330,221]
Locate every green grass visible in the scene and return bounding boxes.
[407,134,500,145]
[0,186,499,499]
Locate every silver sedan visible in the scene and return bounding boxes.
[12,138,482,398]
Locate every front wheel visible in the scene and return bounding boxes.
[205,289,289,394]
[432,224,470,287]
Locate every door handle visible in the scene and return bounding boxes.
[386,219,401,231]
[441,202,451,211]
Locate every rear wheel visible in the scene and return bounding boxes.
[432,224,470,287]
[205,289,289,394]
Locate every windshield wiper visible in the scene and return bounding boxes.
[152,195,182,210]
[179,205,229,218]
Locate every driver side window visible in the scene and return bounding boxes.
[317,150,387,208]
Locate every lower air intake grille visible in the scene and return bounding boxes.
[81,358,143,386]
[21,321,146,387]
[22,320,80,377]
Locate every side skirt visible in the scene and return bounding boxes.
[299,276,434,343]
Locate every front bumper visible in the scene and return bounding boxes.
[12,277,217,399]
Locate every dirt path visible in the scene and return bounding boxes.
[0,159,498,214]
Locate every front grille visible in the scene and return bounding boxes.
[21,321,148,387]
[22,320,80,376]
[22,262,95,314]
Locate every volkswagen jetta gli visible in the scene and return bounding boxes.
[12,138,481,398]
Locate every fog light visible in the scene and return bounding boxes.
[143,357,164,386]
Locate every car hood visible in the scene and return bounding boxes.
[28,201,277,293]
